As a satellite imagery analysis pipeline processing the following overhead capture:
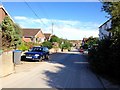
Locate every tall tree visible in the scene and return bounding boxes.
[1,16,22,49]
[102,1,120,35]
[50,35,60,43]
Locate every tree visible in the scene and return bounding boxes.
[89,2,120,83]
[50,35,60,43]
[61,40,72,51]
[102,1,120,36]
[1,16,22,49]
[82,37,99,49]
[42,41,52,49]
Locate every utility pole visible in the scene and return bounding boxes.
[52,23,54,35]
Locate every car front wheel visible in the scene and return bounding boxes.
[39,56,43,62]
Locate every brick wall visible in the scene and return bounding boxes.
[0,7,7,24]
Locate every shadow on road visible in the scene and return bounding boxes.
[42,52,90,88]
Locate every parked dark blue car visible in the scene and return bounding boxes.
[23,46,49,62]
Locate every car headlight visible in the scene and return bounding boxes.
[35,54,39,57]
[22,53,26,56]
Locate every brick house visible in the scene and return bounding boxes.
[22,28,45,43]
[0,5,7,49]
[0,5,7,23]
[44,33,52,41]
[0,5,13,24]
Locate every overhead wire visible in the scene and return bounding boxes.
[24,1,67,39]
[24,0,47,27]
[35,4,55,35]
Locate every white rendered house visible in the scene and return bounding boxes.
[99,19,112,40]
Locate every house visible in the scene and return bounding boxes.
[0,5,7,23]
[81,38,88,46]
[44,33,52,41]
[0,5,7,49]
[69,40,82,48]
[0,5,14,24]
[22,28,45,43]
[99,19,112,40]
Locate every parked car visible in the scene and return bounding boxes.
[79,48,84,53]
[22,46,49,62]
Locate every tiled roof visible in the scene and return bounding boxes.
[44,33,52,40]
[22,28,41,37]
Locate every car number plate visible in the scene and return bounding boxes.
[26,56,32,59]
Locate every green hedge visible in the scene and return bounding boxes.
[89,38,120,84]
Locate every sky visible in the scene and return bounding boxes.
[2,2,109,40]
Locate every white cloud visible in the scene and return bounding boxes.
[14,16,100,40]
[47,25,99,40]
[14,16,28,20]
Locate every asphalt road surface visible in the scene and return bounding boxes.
[2,49,105,88]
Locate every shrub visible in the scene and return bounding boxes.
[42,41,52,49]
[18,43,29,51]
[89,37,120,84]
[61,41,72,50]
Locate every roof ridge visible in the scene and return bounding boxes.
[0,5,15,23]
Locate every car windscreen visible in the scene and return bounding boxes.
[31,47,42,52]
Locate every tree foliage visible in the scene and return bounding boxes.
[102,1,120,35]
[89,2,120,84]
[42,41,52,49]
[50,35,60,43]
[82,37,99,49]
[61,40,72,51]
[1,16,22,49]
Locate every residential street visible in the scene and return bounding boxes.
[1,2,120,90]
[2,49,105,88]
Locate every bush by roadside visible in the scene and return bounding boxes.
[18,42,41,51]
[89,37,120,85]
[42,41,52,49]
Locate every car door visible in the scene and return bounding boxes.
[42,47,46,56]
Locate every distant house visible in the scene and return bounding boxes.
[81,38,88,46]
[44,33,52,41]
[69,40,82,48]
[99,19,112,40]
[22,28,45,43]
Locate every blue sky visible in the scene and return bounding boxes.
[2,2,109,40]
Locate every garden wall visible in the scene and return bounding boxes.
[0,51,14,77]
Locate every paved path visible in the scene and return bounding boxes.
[1,49,116,88]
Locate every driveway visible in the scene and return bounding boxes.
[1,49,119,89]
